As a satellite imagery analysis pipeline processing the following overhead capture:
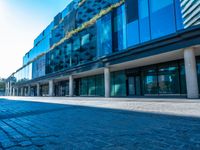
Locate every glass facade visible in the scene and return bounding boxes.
[138,0,151,43]
[126,0,140,47]
[75,75,104,96]
[126,60,187,96]
[150,0,176,39]
[40,84,49,96]
[17,0,186,84]
[55,80,69,96]
[111,71,127,97]
[14,63,32,83]
[97,13,112,57]
[125,0,184,47]
[142,67,158,95]
[11,0,199,98]
[113,4,127,52]
[158,63,180,94]
[32,55,46,79]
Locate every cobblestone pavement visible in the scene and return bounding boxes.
[0,98,200,150]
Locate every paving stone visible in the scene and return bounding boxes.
[19,140,32,147]
[0,98,200,149]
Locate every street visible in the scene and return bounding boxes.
[0,97,200,150]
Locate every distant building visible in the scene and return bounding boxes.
[6,0,200,98]
[181,0,200,28]
[0,78,5,96]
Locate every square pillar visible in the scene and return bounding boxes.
[69,75,74,97]
[104,68,110,98]
[21,87,24,96]
[16,88,19,96]
[37,83,40,96]
[49,80,54,96]
[184,47,199,99]
[28,86,31,96]
[9,84,12,96]
[12,88,15,96]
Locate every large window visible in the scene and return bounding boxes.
[126,0,140,47]
[142,67,158,95]
[97,13,112,57]
[55,81,69,96]
[138,0,151,42]
[32,55,46,79]
[174,0,184,30]
[180,62,187,94]
[79,75,104,96]
[149,0,176,39]
[81,34,90,46]
[158,64,180,94]
[113,4,127,52]
[111,71,127,97]
[73,38,80,51]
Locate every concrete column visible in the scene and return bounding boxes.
[104,68,110,98]
[12,88,15,96]
[184,47,199,99]
[37,83,40,96]
[49,80,54,96]
[16,88,19,96]
[21,87,24,96]
[69,75,74,97]
[9,84,12,96]
[28,86,31,96]
[7,82,9,96]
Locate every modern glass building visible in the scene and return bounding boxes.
[6,0,200,99]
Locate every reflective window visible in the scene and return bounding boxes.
[78,75,104,96]
[111,71,127,97]
[55,80,69,96]
[174,0,184,30]
[142,68,158,95]
[139,0,151,42]
[180,62,186,94]
[158,64,180,94]
[150,0,176,39]
[81,34,90,46]
[73,38,80,51]
[113,4,127,52]
[32,55,46,79]
[97,13,112,57]
[88,76,96,96]
[126,0,140,47]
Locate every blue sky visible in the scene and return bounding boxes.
[0,0,71,78]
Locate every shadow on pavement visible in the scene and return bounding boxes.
[0,98,200,150]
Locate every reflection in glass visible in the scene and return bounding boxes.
[142,68,158,95]
[158,64,180,94]
[150,0,176,39]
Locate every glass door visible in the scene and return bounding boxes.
[128,76,135,96]
[127,75,141,96]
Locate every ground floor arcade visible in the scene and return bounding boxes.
[9,47,200,99]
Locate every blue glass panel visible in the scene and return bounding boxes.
[114,4,127,51]
[127,21,140,47]
[73,38,80,51]
[97,13,112,57]
[150,0,176,39]
[81,34,90,46]
[174,0,184,30]
[139,0,151,42]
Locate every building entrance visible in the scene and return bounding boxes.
[127,74,141,96]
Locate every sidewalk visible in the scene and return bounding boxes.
[2,96,200,118]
